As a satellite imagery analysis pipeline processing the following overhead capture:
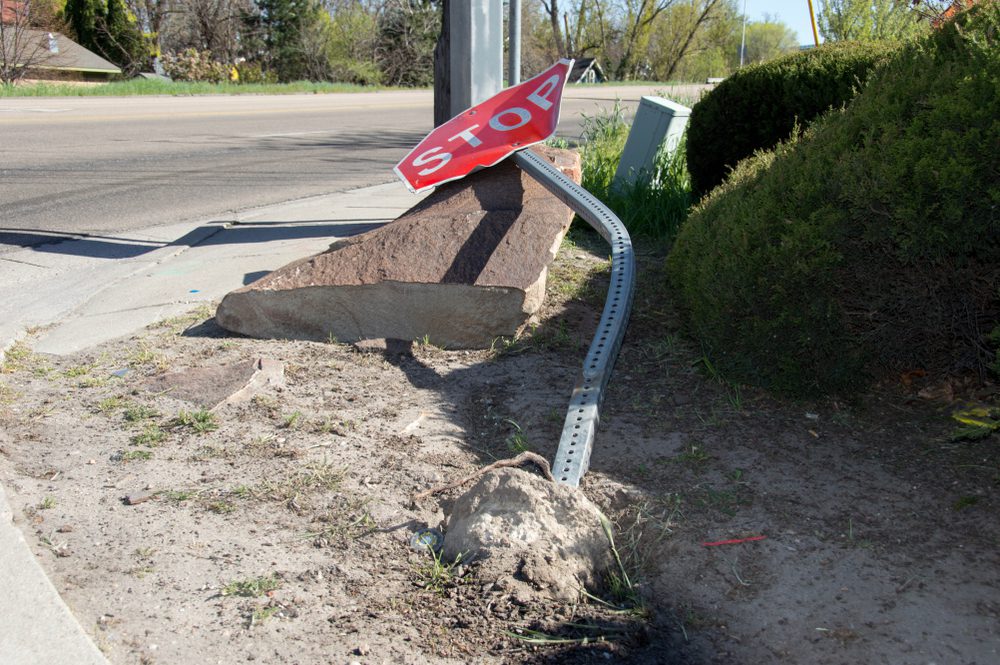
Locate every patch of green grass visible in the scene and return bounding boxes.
[38,496,56,510]
[504,419,531,453]
[172,409,219,434]
[119,450,153,462]
[413,549,467,596]
[248,604,282,627]
[0,79,389,98]
[207,500,236,514]
[255,460,344,509]
[131,424,166,447]
[155,304,215,334]
[674,443,710,466]
[282,411,304,429]
[221,574,281,598]
[124,404,160,423]
[579,101,691,241]
[77,375,107,388]
[62,364,94,378]
[1,341,50,376]
[126,341,168,371]
[0,383,20,406]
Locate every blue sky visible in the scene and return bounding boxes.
[745,0,824,45]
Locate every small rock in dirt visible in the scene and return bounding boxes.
[354,643,370,656]
[443,468,612,603]
[56,525,73,533]
[123,491,155,505]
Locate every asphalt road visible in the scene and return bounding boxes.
[0,84,704,252]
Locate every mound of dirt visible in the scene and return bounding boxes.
[443,468,612,603]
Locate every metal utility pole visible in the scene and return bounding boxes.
[508,0,521,85]
[807,0,820,46]
[740,0,748,67]
[448,1,504,117]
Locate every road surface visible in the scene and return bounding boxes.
[0,84,706,252]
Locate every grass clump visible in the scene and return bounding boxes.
[221,574,281,598]
[131,424,166,447]
[579,102,691,242]
[413,549,468,595]
[0,79,384,98]
[172,409,219,433]
[667,4,1000,396]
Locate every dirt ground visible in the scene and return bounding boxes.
[1,228,998,664]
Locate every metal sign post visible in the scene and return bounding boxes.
[448,1,504,117]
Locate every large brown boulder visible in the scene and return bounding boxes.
[215,146,580,349]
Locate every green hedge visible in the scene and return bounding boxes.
[686,41,899,200]
[667,4,1000,396]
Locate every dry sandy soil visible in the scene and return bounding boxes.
[1,229,998,664]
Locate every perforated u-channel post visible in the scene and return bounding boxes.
[513,150,636,487]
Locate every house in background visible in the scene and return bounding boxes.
[1,0,120,83]
[570,58,606,84]
[22,30,121,82]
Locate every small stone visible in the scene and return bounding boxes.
[354,643,370,656]
[124,491,155,505]
[56,525,73,533]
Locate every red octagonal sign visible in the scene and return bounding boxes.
[394,59,574,194]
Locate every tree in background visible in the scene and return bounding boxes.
[100,0,149,74]
[741,17,798,64]
[63,0,103,52]
[819,0,926,40]
[376,0,438,86]
[322,0,379,83]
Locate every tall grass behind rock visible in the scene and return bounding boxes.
[579,102,691,242]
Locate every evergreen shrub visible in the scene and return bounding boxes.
[666,4,1000,396]
[686,40,898,199]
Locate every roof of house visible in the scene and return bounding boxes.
[19,30,121,74]
[570,58,605,83]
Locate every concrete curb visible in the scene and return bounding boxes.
[0,480,109,665]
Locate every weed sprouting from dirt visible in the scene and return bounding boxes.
[95,396,124,413]
[282,410,304,429]
[117,450,153,462]
[413,548,468,595]
[1,341,50,377]
[504,419,531,453]
[254,460,345,511]
[124,404,160,423]
[131,424,166,446]
[172,409,219,433]
[126,340,168,372]
[221,574,281,598]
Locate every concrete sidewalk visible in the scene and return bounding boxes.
[0,181,425,664]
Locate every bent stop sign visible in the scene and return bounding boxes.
[394,59,574,194]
